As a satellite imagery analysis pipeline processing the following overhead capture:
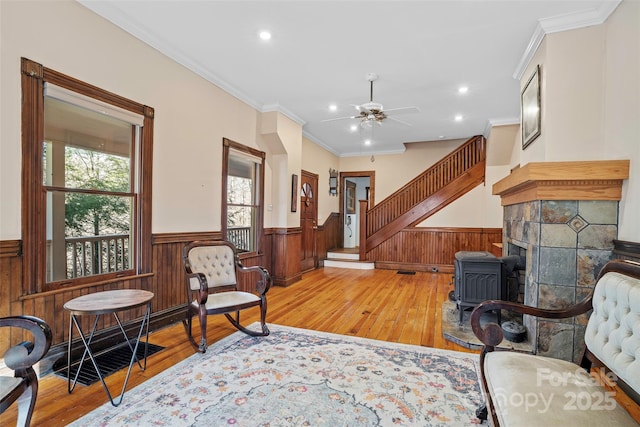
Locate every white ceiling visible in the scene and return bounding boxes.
[78,0,620,157]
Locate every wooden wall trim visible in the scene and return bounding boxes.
[493,160,630,206]
[19,273,154,301]
[153,231,222,245]
[0,240,20,258]
[409,227,501,233]
[265,227,302,235]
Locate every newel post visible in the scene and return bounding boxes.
[358,199,368,261]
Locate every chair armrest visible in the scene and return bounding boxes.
[237,264,272,295]
[0,316,52,372]
[186,272,209,304]
[470,297,593,350]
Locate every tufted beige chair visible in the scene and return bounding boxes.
[182,240,271,353]
[471,259,640,426]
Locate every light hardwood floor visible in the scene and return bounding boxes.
[2,267,638,425]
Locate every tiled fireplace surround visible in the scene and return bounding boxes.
[493,160,630,362]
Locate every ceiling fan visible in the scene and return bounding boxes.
[323,73,420,127]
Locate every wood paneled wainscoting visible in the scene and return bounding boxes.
[369,227,502,273]
[0,232,271,361]
[316,212,341,267]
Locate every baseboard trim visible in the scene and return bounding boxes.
[375,261,454,274]
[273,274,302,287]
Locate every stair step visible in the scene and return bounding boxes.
[324,259,375,270]
[326,251,359,260]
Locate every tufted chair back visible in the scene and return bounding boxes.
[585,270,640,394]
[186,244,238,291]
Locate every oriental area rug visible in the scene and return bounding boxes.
[68,324,484,426]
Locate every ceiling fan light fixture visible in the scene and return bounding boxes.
[361,101,383,112]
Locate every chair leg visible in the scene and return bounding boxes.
[16,370,37,427]
[476,404,488,421]
[182,306,203,352]
[198,308,208,353]
[260,299,269,335]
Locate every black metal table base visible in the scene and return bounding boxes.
[67,304,151,407]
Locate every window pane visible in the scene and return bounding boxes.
[227,205,255,252]
[43,96,133,191]
[227,176,254,204]
[46,191,133,282]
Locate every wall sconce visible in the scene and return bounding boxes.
[329,168,338,196]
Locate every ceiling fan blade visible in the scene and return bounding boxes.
[321,115,359,122]
[383,106,420,115]
[387,116,413,126]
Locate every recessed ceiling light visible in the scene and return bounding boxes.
[259,31,272,41]
[458,86,469,94]
[364,139,372,145]
[350,124,358,132]
[329,104,337,111]
[454,115,463,122]
[439,135,446,139]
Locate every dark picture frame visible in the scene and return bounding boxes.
[521,64,541,149]
[291,174,298,212]
[346,180,356,214]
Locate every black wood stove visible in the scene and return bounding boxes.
[453,251,506,324]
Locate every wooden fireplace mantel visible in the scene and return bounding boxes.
[492,160,630,206]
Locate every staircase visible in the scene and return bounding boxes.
[364,135,486,254]
[323,135,486,269]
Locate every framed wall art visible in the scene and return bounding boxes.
[291,174,298,212]
[346,180,356,214]
[521,64,541,149]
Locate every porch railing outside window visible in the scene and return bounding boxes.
[227,226,251,253]
[62,234,130,279]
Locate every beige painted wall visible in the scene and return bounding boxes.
[545,26,606,160]
[487,124,518,167]
[301,137,340,225]
[260,112,303,227]
[602,0,640,240]
[0,1,308,238]
[337,139,467,202]
[513,0,639,240]
[419,165,509,228]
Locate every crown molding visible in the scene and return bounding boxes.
[513,0,622,80]
[339,147,406,158]
[301,131,340,156]
[483,117,520,138]
[261,104,306,127]
[79,0,306,128]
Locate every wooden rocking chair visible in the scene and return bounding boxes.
[182,240,271,353]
